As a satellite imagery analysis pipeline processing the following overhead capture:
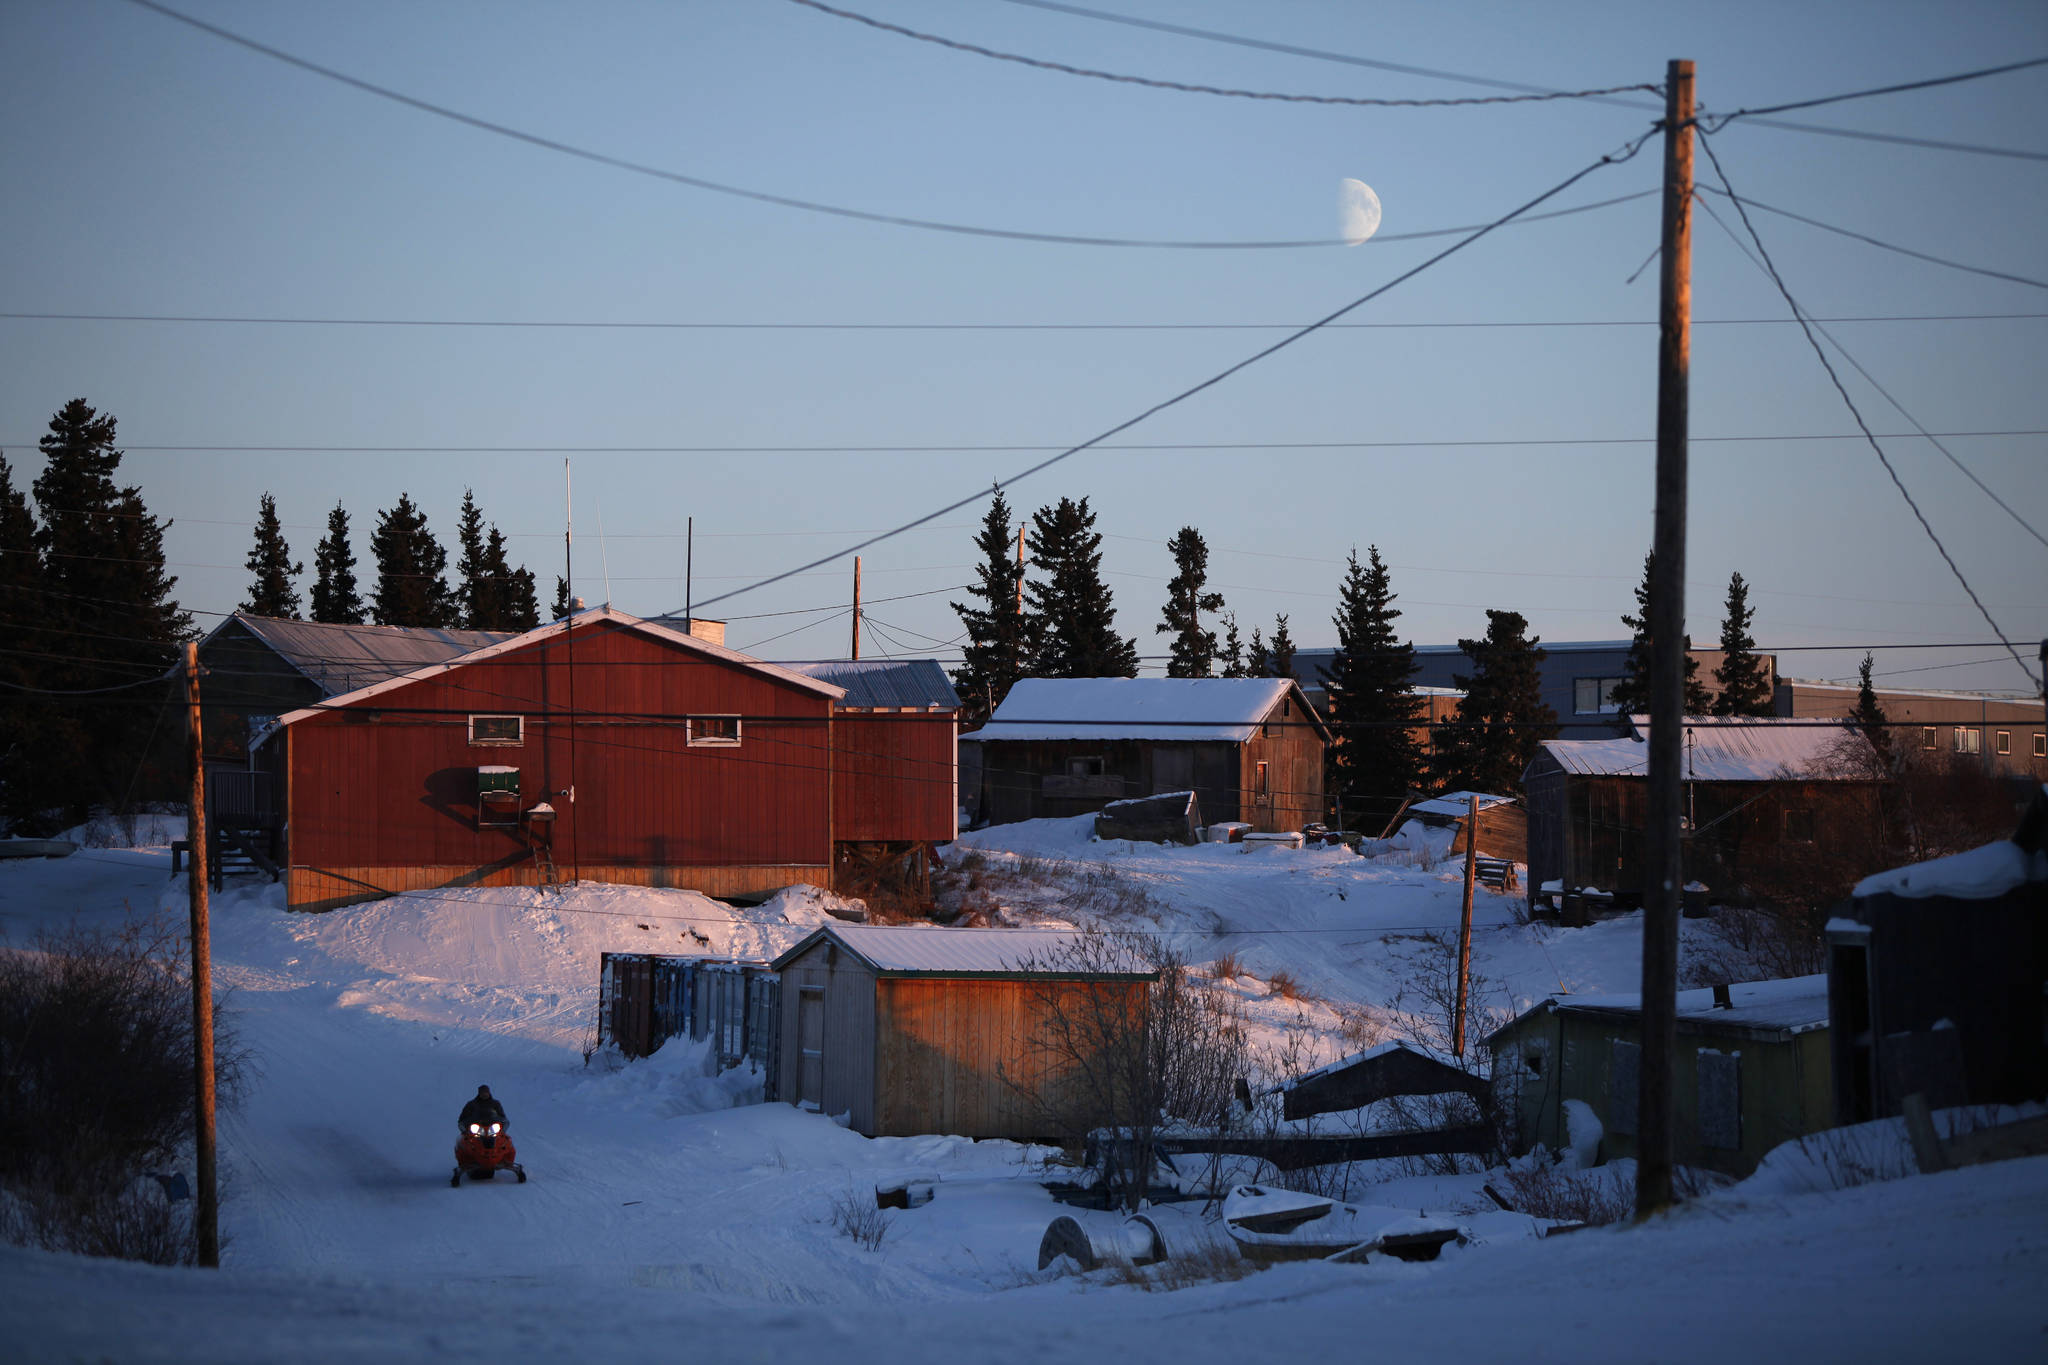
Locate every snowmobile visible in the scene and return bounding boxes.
[450,1119,526,1186]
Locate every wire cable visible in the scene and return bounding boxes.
[1694,186,2048,292]
[785,0,1658,108]
[680,132,1659,615]
[1695,131,2042,690]
[116,0,1644,251]
[1701,56,2048,125]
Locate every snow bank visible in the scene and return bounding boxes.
[1852,840,2048,901]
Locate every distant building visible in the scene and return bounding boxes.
[1775,678,2045,780]
[959,677,1327,832]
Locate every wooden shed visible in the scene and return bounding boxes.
[769,924,1155,1139]
[1522,715,1885,913]
[1486,975,1834,1177]
[961,677,1327,834]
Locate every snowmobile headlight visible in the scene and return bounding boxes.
[468,1123,481,1135]
[489,1123,502,1135]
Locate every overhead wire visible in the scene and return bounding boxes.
[784,0,1659,108]
[1699,56,2048,126]
[114,0,1647,251]
[1694,131,2042,690]
[1694,186,2048,291]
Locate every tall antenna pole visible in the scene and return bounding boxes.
[685,515,694,630]
[596,495,613,608]
[1638,57,1693,1222]
[851,556,862,660]
[563,459,580,884]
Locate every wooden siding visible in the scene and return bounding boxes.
[287,861,830,913]
[831,713,958,843]
[198,618,327,766]
[775,939,878,1133]
[284,621,835,908]
[1238,692,1325,832]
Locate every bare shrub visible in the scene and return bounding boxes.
[0,914,248,1264]
[1265,969,1302,1001]
[1100,1232,1258,1291]
[1209,950,1240,981]
[1494,1162,1634,1226]
[826,1186,892,1250]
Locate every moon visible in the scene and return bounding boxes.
[1339,179,1382,246]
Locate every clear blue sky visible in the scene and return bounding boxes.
[3,0,2043,692]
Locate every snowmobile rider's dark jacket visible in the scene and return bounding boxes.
[459,1094,508,1131]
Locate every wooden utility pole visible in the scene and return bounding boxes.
[851,556,862,660]
[1638,57,1694,1222]
[1015,524,1025,617]
[1452,792,1479,1058]
[183,642,219,1267]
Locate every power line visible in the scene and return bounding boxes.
[1701,56,2048,126]
[786,0,1658,108]
[993,0,2048,160]
[11,309,2037,331]
[1695,131,2041,691]
[1694,187,2048,291]
[116,0,1648,251]
[681,131,1659,615]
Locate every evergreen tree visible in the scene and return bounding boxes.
[1246,626,1269,679]
[1157,526,1225,678]
[552,576,572,619]
[454,489,498,631]
[0,455,44,823]
[1218,613,1246,678]
[310,502,365,625]
[27,401,191,823]
[950,488,1035,725]
[1267,613,1297,680]
[1430,610,1558,795]
[1607,551,1710,718]
[1850,652,1892,765]
[240,492,303,617]
[490,529,540,630]
[1320,546,1420,819]
[1711,571,1773,716]
[370,493,455,628]
[1024,497,1137,678]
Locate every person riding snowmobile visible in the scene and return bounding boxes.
[451,1084,524,1185]
[458,1085,507,1133]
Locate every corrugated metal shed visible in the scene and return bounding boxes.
[772,924,1153,978]
[777,659,960,710]
[1407,790,1515,819]
[231,614,511,697]
[962,676,1311,743]
[1538,715,1876,782]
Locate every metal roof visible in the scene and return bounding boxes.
[775,659,960,710]
[1487,973,1832,1045]
[1536,715,1879,782]
[962,676,1320,743]
[771,924,1155,978]
[228,614,512,697]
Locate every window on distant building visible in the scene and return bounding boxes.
[1953,727,1981,755]
[1574,677,1627,715]
[1996,730,2011,755]
[467,714,523,746]
[1782,807,1816,843]
[2036,733,2046,758]
[687,715,741,747]
[1067,755,1105,777]
[1921,727,1938,750]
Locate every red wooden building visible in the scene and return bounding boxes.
[264,609,958,911]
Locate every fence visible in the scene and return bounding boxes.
[598,952,781,1097]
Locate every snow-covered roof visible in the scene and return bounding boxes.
[775,659,960,711]
[1407,791,1516,819]
[219,613,514,697]
[1536,715,1878,782]
[770,924,1156,978]
[273,606,845,726]
[1852,839,2048,901]
[962,676,1321,743]
[1490,974,1831,1043]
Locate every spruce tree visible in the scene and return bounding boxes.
[1320,546,1420,819]
[1218,613,1246,678]
[1267,613,1297,680]
[1246,626,1269,679]
[950,488,1036,725]
[310,502,366,625]
[552,576,572,619]
[240,492,303,617]
[29,401,191,822]
[1024,497,1137,678]
[0,456,44,824]
[489,529,539,630]
[1430,610,1558,795]
[1850,652,1891,765]
[370,493,455,628]
[1607,550,1710,719]
[1157,526,1224,678]
[1711,571,1773,716]
[454,489,499,631]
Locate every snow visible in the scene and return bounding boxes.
[1541,974,1832,1036]
[776,923,1152,976]
[1540,715,1878,781]
[1852,839,2048,901]
[1563,1099,1604,1169]
[1406,791,1514,819]
[962,676,1296,742]
[4,822,2046,1360]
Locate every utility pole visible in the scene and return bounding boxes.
[1638,57,1693,1222]
[684,515,693,630]
[183,642,219,1267]
[1453,791,1479,1058]
[851,556,862,660]
[1015,524,1025,618]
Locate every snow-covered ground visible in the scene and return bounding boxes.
[1,822,2044,1361]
